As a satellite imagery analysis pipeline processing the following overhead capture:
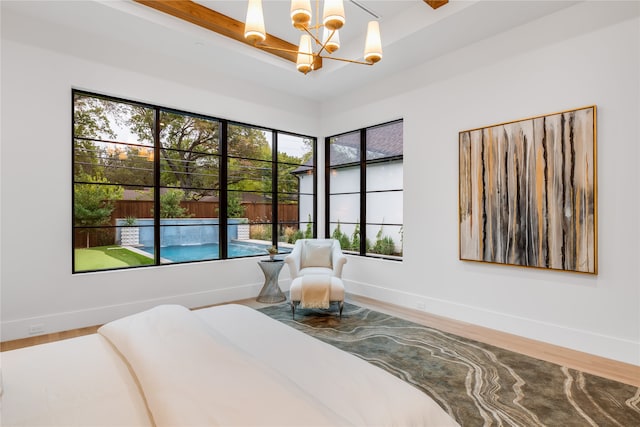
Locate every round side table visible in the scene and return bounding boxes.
[256,259,286,303]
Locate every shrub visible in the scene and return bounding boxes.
[373,236,395,255]
[370,225,396,255]
[250,223,272,241]
[292,229,304,243]
[282,226,299,244]
[155,189,192,218]
[331,222,350,251]
[227,192,245,218]
[350,223,360,251]
[304,214,313,239]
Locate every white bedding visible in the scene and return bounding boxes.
[0,334,152,427]
[1,303,459,427]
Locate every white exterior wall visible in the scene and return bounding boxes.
[318,160,404,252]
[298,172,314,227]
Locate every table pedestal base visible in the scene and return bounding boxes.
[257,260,286,303]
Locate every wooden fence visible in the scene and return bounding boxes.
[110,200,299,223]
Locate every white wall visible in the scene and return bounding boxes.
[1,2,638,367]
[322,2,640,365]
[0,10,321,340]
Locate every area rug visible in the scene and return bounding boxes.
[258,302,640,427]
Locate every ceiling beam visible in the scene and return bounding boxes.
[134,0,322,69]
[423,0,449,9]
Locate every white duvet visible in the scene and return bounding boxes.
[98,304,459,427]
[0,334,152,427]
[98,304,344,426]
[2,303,459,426]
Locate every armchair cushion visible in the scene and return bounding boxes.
[301,240,333,269]
[298,267,333,276]
[290,276,345,303]
[284,239,347,280]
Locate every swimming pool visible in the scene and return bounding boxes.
[140,242,277,263]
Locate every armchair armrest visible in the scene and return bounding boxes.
[331,244,347,278]
[284,242,303,279]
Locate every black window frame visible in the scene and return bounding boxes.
[325,119,403,260]
[72,90,316,273]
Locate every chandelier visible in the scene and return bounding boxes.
[244,0,383,74]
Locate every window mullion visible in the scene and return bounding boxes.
[312,137,318,238]
[153,109,161,265]
[220,120,228,259]
[324,136,331,239]
[359,129,367,256]
[272,132,278,247]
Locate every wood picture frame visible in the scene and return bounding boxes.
[459,106,597,274]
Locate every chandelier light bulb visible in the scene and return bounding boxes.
[322,0,345,31]
[363,20,382,64]
[244,0,266,44]
[296,34,314,74]
[290,0,312,29]
[322,28,340,54]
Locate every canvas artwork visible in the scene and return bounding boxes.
[459,106,597,274]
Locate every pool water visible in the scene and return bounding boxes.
[141,242,272,263]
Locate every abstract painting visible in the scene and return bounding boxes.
[459,106,597,274]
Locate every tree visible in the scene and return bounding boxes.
[227,192,245,217]
[127,108,221,197]
[73,93,118,140]
[157,189,192,218]
[101,145,154,187]
[74,174,123,248]
[226,125,272,194]
[73,94,119,180]
[276,151,304,196]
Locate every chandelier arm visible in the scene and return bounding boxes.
[301,26,331,57]
[318,55,373,66]
[256,42,370,67]
[254,43,305,56]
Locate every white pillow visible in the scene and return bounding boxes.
[301,241,333,269]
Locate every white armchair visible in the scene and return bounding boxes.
[284,239,347,279]
[284,239,347,319]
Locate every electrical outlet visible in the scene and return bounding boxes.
[416,302,426,310]
[29,323,45,335]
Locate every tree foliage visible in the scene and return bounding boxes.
[331,222,351,251]
[73,94,119,179]
[157,189,193,218]
[73,94,311,230]
[127,109,220,196]
[74,174,123,247]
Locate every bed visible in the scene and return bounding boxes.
[1,304,459,426]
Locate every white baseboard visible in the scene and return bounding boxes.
[1,283,263,342]
[5,277,638,367]
[344,279,640,366]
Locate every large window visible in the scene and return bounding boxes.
[326,120,403,260]
[73,91,315,273]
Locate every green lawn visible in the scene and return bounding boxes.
[75,246,154,271]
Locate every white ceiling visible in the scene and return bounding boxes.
[2,0,580,101]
